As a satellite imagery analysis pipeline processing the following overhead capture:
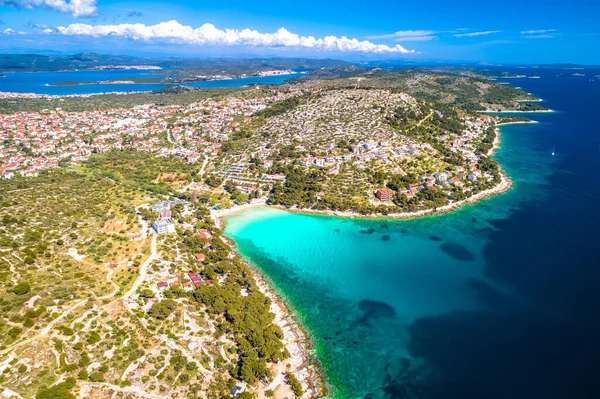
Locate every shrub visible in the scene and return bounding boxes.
[12,282,31,295]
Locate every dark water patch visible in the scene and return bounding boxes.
[429,235,442,242]
[354,299,397,328]
[333,228,340,233]
[440,243,476,261]
[467,279,514,309]
[401,229,409,234]
[472,217,477,223]
[359,228,376,235]
[381,235,391,241]
[475,227,494,235]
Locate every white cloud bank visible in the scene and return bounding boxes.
[55,20,415,53]
[0,0,97,17]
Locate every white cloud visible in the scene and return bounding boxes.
[3,27,28,34]
[523,34,555,39]
[55,20,416,53]
[520,29,555,34]
[0,0,97,18]
[366,30,438,41]
[454,30,501,38]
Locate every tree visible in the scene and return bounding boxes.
[286,373,303,397]
[148,299,177,320]
[238,352,266,384]
[12,281,31,295]
[88,371,105,382]
[204,174,223,188]
[87,331,101,345]
[36,378,76,399]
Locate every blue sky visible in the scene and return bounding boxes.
[1,0,599,64]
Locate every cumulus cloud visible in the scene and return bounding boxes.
[454,30,501,37]
[55,20,415,53]
[0,0,97,18]
[520,29,555,34]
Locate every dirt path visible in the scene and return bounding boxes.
[123,233,157,300]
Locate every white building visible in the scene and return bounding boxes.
[152,219,176,234]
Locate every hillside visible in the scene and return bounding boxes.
[210,83,514,214]
[293,71,544,111]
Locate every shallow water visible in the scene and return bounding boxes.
[225,68,600,399]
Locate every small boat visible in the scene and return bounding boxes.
[551,146,556,156]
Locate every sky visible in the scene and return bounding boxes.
[0,0,599,64]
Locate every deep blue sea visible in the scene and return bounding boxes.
[0,69,301,95]
[224,68,600,398]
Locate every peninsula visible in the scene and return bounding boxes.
[0,66,544,399]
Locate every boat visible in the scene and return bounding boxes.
[552,146,556,156]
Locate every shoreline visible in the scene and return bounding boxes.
[213,119,534,397]
[484,109,554,113]
[214,122,519,223]
[220,234,327,398]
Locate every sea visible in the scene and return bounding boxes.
[223,68,600,398]
[0,69,301,95]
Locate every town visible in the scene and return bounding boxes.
[1,85,502,215]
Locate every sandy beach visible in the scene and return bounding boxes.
[211,198,267,228]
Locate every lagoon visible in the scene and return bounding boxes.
[224,68,600,398]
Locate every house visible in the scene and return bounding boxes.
[468,174,477,181]
[325,154,335,163]
[263,159,273,168]
[195,253,205,262]
[158,208,172,220]
[230,382,246,398]
[152,219,175,234]
[434,171,449,182]
[375,188,394,202]
[151,201,172,212]
[449,177,462,186]
[314,156,324,167]
[157,282,168,290]
[187,272,204,288]
[198,229,212,239]
[187,153,201,163]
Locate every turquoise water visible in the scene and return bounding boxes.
[224,69,600,399]
[224,117,556,397]
[0,70,301,95]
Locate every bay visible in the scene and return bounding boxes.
[224,68,600,399]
